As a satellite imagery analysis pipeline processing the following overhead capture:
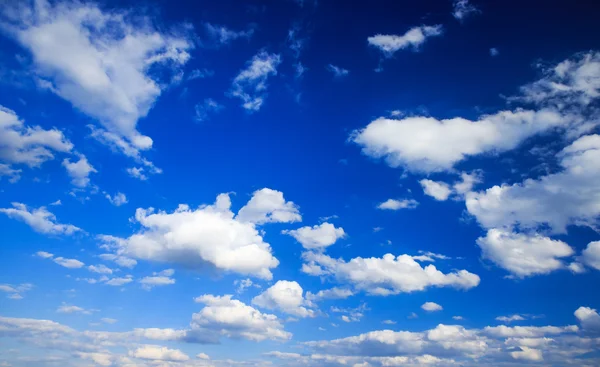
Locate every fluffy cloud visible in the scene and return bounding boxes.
[237,188,302,224]
[100,190,288,279]
[466,134,600,233]
[2,0,193,161]
[476,229,574,277]
[377,199,419,210]
[452,0,479,21]
[419,180,452,201]
[129,345,190,361]
[252,280,316,318]
[283,222,345,250]
[574,307,600,333]
[105,192,128,206]
[351,108,573,173]
[326,64,349,78]
[0,106,72,182]
[302,252,480,295]
[62,155,96,188]
[581,241,600,270]
[368,25,442,57]
[139,269,176,290]
[37,251,84,269]
[230,51,281,111]
[191,294,291,342]
[0,203,81,235]
[421,302,443,312]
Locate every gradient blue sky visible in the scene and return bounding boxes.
[1,0,600,366]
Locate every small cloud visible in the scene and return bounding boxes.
[101,317,117,324]
[453,0,480,21]
[188,68,214,80]
[377,198,418,210]
[421,302,443,312]
[195,98,224,122]
[105,192,128,206]
[382,319,396,325]
[407,312,419,319]
[490,47,499,57]
[326,64,349,78]
[453,316,464,320]
[49,200,62,206]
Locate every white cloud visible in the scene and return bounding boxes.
[139,269,176,290]
[412,251,451,262]
[88,264,113,274]
[581,241,600,270]
[419,180,452,201]
[351,108,574,173]
[101,318,117,324]
[98,253,137,268]
[53,257,85,269]
[129,345,189,361]
[476,229,574,277]
[510,346,543,361]
[126,166,148,181]
[453,316,464,320]
[104,275,133,286]
[204,23,253,45]
[49,200,62,206]
[234,278,256,294]
[2,0,193,161]
[105,192,127,206]
[421,302,443,312]
[574,306,600,332]
[237,188,301,225]
[36,251,53,258]
[382,320,397,325]
[194,98,224,122]
[57,303,93,315]
[188,68,214,80]
[100,191,284,280]
[282,222,346,250]
[230,51,281,111]
[0,203,81,235]
[377,199,419,210]
[252,280,316,318]
[302,252,480,295]
[496,315,526,323]
[368,25,443,57]
[0,106,72,176]
[452,0,480,21]
[326,64,349,78]
[191,294,291,342]
[482,325,578,338]
[306,287,354,302]
[467,134,600,233]
[62,155,96,188]
[0,283,32,300]
[196,352,210,360]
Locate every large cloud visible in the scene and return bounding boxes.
[99,190,294,279]
[301,252,480,295]
[1,0,192,163]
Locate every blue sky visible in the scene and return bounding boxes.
[1,0,600,366]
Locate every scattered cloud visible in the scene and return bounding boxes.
[57,303,94,315]
[139,269,176,290]
[282,222,346,250]
[421,302,443,312]
[368,25,443,57]
[490,47,499,56]
[452,0,480,21]
[581,241,600,270]
[204,23,253,45]
[326,64,349,78]
[230,51,281,112]
[237,188,301,225]
[129,344,190,361]
[104,192,128,206]
[0,283,32,300]
[252,280,316,318]
[377,198,419,210]
[62,155,96,188]
[1,203,81,235]
[496,314,526,323]
[194,98,224,122]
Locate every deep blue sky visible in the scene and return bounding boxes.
[1,0,600,366]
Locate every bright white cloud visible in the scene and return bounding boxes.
[125,166,148,181]
[476,229,574,277]
[129,344,190,361]
[283,222,345,250]
[2,0,193,161]
[574,306,600,332]
[581,241,600,270]
[237,188,301,225]
[0,203,81,235]
[326,64,349,78]
[352,109,574,173]
[99,192,281,279]
[230,51,281,111]
[191,294,291,342]
[104,275,133,286]
[302,252,480,295]
[252,280,316,318]
[368,25,443,57]
[62,155,96,188]
[510,346,543,361]
[105,192,127,206]
[421,302,443,312]
[419,180,452,201]
[139,269,176,290]
[452,0,480,21]
[377,199,419,210]
[0,106,72,177]
[467,134,600,233]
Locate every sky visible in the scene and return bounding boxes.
[0,0,600,366]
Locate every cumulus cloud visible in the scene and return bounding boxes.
[0,203,81,235]
[191,294,291,343]
[105,192,128,206]
[129,345,190,361]
[301,252,480,295]
[0,106,72,179]
[368,25,443,57]
[62,155,96,188]
[581,241,600,270]
[1,0,193,162]
[419,180,452,201]
[466,134,600,233]
[377,199,419,210]
[574,306,600,332]
[99,191,287,280]
[452,0,480,21]
[421,302,443,312]
[237,188,302,225]
[282,222,345,250]
[230,51,281,111]
[252,280,316,317]
[139,269,176,290]
[476,229,574,277]
[326,64,349,78]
